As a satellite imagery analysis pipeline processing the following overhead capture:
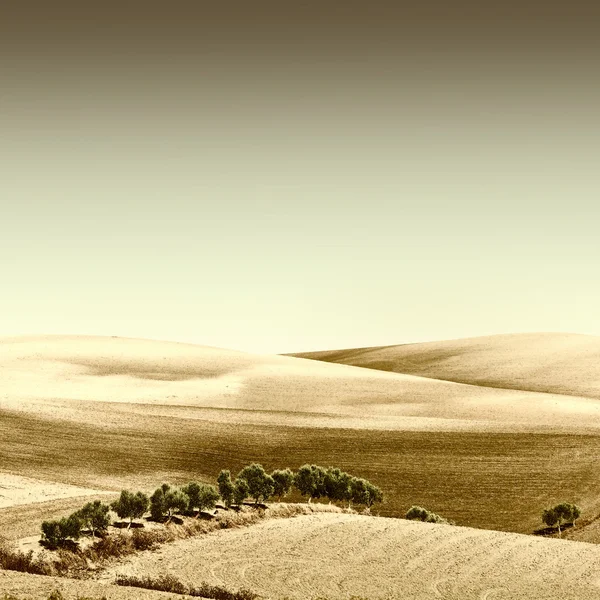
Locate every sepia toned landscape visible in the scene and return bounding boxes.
[2,1,600,598]
[2,333,600,598]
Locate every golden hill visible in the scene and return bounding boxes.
[289,332,600,399]
[100,511,600,600]
[3,334,600,536]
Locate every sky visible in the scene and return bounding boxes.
[1,2,599,353]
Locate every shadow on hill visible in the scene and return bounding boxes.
[533,522,575,537]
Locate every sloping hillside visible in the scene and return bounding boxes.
[289,332,600,399]
[102,512,600,600]
[3,335,600,535]
[3,334,599,430]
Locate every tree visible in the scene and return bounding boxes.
[217,470,235,508]
[41,514,82,549]
[111,490,149,528]
[76,500,110,538]
[164,489,189,519]
[150,483,171,521]
[349,477,370,507]
[294,464,327,502]
[542,502,581,537]
[237,464,275,504]
[233,478,250,506]
[182,482,220,515]
[271,469,295,501]
[405,505,448,524]
[324,468,352,504]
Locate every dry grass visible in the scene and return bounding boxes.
[0,570,181,599]
[0,503,348,579]
[101,512,600,600]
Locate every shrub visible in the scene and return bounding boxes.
[217,470,235,508]
[41,514,82,549]
[111,490,149,527]
[76,500,111,537]
[0,541,50,575]
[115,573,259,599]
[271,468,295,501]
[237,464,275,504]
[405,505,448,524]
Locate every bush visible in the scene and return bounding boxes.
[41,514,82,549]
[111,490,149,527]
[76,500,111,537]
[217,470,235,508]
[115,573,259,599]
[405,505,448,524]
[0,541,50,575]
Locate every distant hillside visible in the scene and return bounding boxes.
[289,332,600,399]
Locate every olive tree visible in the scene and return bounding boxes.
[150,483,171,521]
[182,481,220,515]
[294,464,327,502]
[237,464,275,504]
[271,469,295,501]
[111,490,149,528]
[41,514,82,549]
[233,478,250,506]
[542,502,581,537]
[76,500,111,537]
[324,468,353,505]
[217,470,235,508]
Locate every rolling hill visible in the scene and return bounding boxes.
[99,511,600,600]
[289,332,600,399]
[3,334,600,538]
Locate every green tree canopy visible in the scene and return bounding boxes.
[237,463,275,504]
[182,481,220,514]
[217,470,235,508]
[405,505,448,524]
[542,502,581,537]
[271,469,295,501]
[111,490,149,527]
[41,514,82,549]
[76,500,110,537]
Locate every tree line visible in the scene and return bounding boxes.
[40,463,384,548]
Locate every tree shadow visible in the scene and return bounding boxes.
[112,521,144,529]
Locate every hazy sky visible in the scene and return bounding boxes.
[1,2,599,353]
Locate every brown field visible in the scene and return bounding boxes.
[100,512,600,600]
[3,334,600,599]
[2,334,600,541]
